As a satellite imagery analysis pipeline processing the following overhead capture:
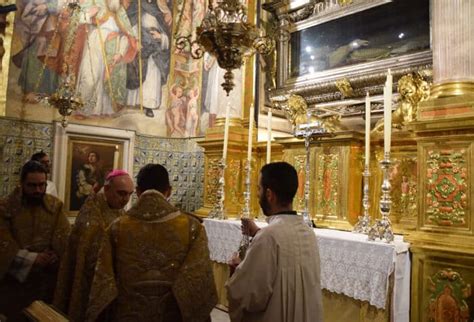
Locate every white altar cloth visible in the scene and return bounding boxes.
[203,218,410,322]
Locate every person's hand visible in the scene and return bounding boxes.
[241,218,260,237]
[34,252,51,268]
[150,30,161,40]
[44,250,58,266]
[89,5,100,18]
[32,3,48,16]
[228,252,241,276]
[164,12,172,26]
[34,250,58,268]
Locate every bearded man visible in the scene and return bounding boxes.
[226,162,323,322]
[54,170,134,322]
[0,161,70,321]
[86,164,217,322]
[31,151,58,198]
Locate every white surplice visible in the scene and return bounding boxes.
[226,214,324,322]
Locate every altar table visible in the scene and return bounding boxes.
[203,218,410,322]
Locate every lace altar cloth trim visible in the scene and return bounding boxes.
[203,219,409,310]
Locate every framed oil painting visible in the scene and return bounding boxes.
[52,123,135,216]
[65,138,123,212]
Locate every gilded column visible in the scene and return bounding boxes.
[431,0,474,98]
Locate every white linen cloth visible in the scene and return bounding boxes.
[225,215,323,322]
[203,218,410,321]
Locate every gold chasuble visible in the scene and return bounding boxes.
[0,187,71,321]
[86,190,217,322]
[54,191,125,322]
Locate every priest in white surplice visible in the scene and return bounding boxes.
[226,162,324,322]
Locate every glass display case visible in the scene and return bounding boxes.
[289,0,430,78]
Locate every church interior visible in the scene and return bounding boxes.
[0,0,473,320]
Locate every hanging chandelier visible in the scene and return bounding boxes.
[176,0,274,95]
[30,0,84,127]
[48,74,83,127]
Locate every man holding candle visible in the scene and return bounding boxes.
[226,162,323,322]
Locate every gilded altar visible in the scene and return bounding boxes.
[196,0,474,320]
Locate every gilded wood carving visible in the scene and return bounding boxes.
[428,268,471,322]
[425,148,468,227]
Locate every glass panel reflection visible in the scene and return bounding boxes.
[290,0,430,77]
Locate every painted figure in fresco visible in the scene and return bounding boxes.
[201,52,243,130]
[126,0,172,118]
[75,0,137,116]
[75,151,104,206]
[185,87,199,137]
[202,53,219,127]
[166,83,187,137]
[12,0,60,102]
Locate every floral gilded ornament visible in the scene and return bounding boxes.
[205,158,222,206]
[428,268,471,322]
[316,153,339,216]
[426,149,468,226]
[227,158,242,205]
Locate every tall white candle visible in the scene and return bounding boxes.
[222,102,231,160]
[365,93,371,167]
[113,145,119,169]
[247,104,254,164]
[266,108,272,164]
[384,69,393,154]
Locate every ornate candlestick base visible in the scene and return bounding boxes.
[368,152,394,243]
[208,158,227,220]
[353,166,371,234]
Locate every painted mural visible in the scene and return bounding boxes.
[5,0,244,137]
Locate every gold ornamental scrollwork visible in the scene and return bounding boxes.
[276,94,347,133]
[335,78,355,98]
[315,152,339,217]
[373,72,431,133]
[205,158,221,206]
[226,158,242,206]
[428,268,471,322]
[426,148,468,227]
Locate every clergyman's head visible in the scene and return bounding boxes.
[103,170,134,209]
[136,164,172,198]
[21,160,48,205]
[31,151,51,174]
[258,162,298,216]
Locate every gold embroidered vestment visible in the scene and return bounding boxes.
[86,190,217,322]
[0,187,70,320]
[54,191,125,321]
